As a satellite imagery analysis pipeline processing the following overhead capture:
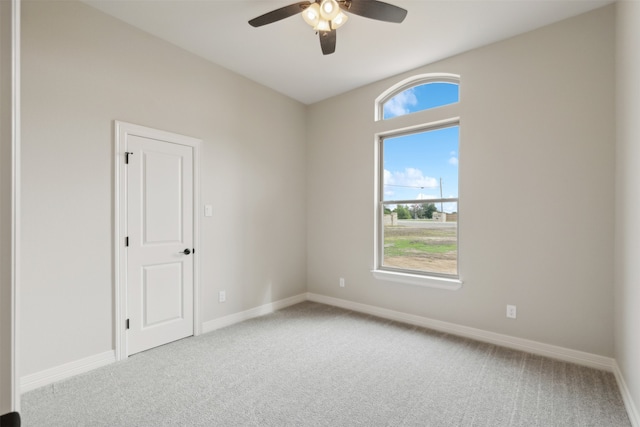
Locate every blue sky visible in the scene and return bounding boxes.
[383,126,459,203]
[383,82,458,119]
[382,82,460,213]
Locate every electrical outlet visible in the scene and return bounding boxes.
[339,278,345,288]
[506,304,517,319]
[219,291,226,303]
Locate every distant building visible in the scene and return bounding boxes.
[433,212,447,222]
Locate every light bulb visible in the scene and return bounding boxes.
[331,11,348,29]
[302,3,320,27]
[314,19,331,32]
[319,0,340,21]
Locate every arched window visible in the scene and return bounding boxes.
[373,74,461,287]
[376,74,459,121]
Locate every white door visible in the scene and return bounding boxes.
[126,134,194,355]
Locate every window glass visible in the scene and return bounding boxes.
[383,82,459,120]
[383,126,459,202]
[381,125,459,277]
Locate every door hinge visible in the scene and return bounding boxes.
[126,319,130,330]
[125,236,129,247]
[125,152,133,164]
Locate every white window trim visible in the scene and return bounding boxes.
[371,269,462,290]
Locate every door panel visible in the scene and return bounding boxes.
[127,135,194,356]
[143,263,183,327]
[143,150,183,244]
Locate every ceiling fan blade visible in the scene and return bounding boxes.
[319,30,336,55]
[340,0,407,23]
[249,1,311,27]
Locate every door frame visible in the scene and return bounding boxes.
[114,121,201,361]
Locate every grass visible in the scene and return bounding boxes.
[384,224,457,257]
[384,238,456,256]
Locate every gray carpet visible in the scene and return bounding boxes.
[22,302,631,426]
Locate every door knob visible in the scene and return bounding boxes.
[181,248,191,255]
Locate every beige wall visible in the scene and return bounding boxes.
[307,6,615,356]
[20,0,307,376]
[615,0,640,419]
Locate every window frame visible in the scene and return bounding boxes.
[372,74,462,290]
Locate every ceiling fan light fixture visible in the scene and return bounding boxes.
[302,3,321,27]
[331,11,348,29]
[249,0,408,55]
[314,18,331,31]
[319,0,340,21]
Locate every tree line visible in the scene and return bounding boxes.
[385,203,438,220]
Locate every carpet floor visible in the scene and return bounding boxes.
[22,302,631,426]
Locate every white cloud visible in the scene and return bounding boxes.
[449,150,458,166]
[442,202,458,213]
[384,168,438,189]
[384,88,418,118]
[416,193,439,200]
[383,169,392,183]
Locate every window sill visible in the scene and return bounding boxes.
[371,269,463,290]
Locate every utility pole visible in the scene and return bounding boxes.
[439,177,444,213]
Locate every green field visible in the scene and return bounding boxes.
[383,223,457,273]
[384,237,456,256]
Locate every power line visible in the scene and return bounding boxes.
[384,184,438,189]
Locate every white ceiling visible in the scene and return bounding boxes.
[82,0,613,105]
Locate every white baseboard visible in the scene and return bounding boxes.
[201,293,308,334]
[306,293,615,372]
[613,361,640,427]
[21,350,116,393]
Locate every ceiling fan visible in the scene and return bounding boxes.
[248,0,408,55]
